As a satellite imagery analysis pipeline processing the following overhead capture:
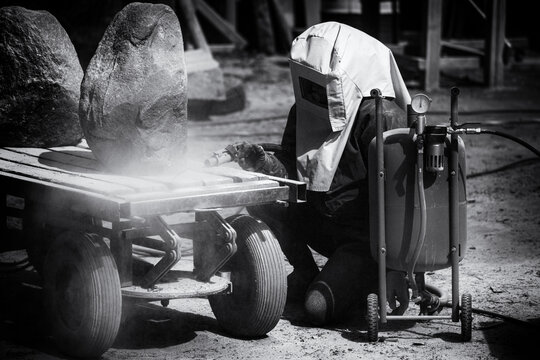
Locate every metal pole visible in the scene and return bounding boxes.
[449,87,460,322]
[372,88,387,324]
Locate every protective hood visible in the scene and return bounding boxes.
[290,21,410,191]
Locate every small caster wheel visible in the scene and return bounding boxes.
[367,293,379,342]
[161,299,170,308]
[460,293,473,341]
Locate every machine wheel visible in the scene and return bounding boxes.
[367,293,379,342]
[209,215,287,337]
[43,232,122,358]
[460,293,473,342]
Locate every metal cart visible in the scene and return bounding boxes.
[366,88,472,342]
[0,143,305,358]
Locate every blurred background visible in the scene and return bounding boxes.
[0,0,537,89]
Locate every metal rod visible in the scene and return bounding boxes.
[449,87,460,322]
[140,215,183,288]
[372,88,387,324]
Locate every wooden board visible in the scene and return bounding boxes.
[0,145,292,220]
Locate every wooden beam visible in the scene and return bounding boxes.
[268,0,293,52]
[176,0,210,52]
[424,0,443,90]
[485,0,506,87]
[304,0,320,27]
[225,0,237,30]
[193,0,247,49]
[441,40,484,56]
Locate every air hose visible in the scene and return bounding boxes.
[453,127,540,178]
[426,284,539,330]
[408,138,428,303]
[456,127,540,158]
[479,129,540,157]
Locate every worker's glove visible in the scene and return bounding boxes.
[234,142,268,172]
[386,270,409,315]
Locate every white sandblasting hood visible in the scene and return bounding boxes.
[289,21,410,191]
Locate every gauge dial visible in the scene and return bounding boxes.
[411,94,432,114]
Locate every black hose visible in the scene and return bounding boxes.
[479,129,540,157]
[471,307,540,330]
[467,157,539,179]
[428,284,539,330]
[441,303,540,330]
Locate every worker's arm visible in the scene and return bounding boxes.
[235,142,287,177]
[234,105,297,178]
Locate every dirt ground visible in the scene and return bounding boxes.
[1,51,540,359]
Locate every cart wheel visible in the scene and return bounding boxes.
[367,293,379,342]
[43,232,121,358]
[209,215,286,337]
[460,293,473,342]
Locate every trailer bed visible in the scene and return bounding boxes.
[0,143,304,221]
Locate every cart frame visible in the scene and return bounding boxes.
[0,145,306,357]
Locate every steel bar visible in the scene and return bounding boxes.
[372,88,387,324]
[450,87,460,322]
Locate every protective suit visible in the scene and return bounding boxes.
[236,22,410,325]
[289,21,410,192]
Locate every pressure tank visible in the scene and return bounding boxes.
[368,127,467,272]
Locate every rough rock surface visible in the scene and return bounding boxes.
[0,6,83,147]
[79,2,188,174]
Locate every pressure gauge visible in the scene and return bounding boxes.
[411,94,432,114]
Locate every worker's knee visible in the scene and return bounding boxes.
[304,281,335,326]
[303,244,378,326]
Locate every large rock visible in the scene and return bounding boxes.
[0,6,83,147]
[80,2,188,174]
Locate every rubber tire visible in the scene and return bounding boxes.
[43,232,122,358]
[367,293,379,342]
[209,215,287,337]
[460,293,473,342]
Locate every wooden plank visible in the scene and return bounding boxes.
[201,166,267,182]
[128,184,289,217]
[0,171,127,220]
[193,0,247,48]
[5,147,99,170]
[122,179,280,203]
[0,158,135,196]
[143,169,234,188]
[0,148,169,193]
[424,0,442,90]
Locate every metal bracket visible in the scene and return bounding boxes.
[194,210,237,282]
[140,215,183,288]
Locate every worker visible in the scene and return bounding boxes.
[230,22,411,325]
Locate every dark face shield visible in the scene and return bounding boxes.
[299,77,328,109]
